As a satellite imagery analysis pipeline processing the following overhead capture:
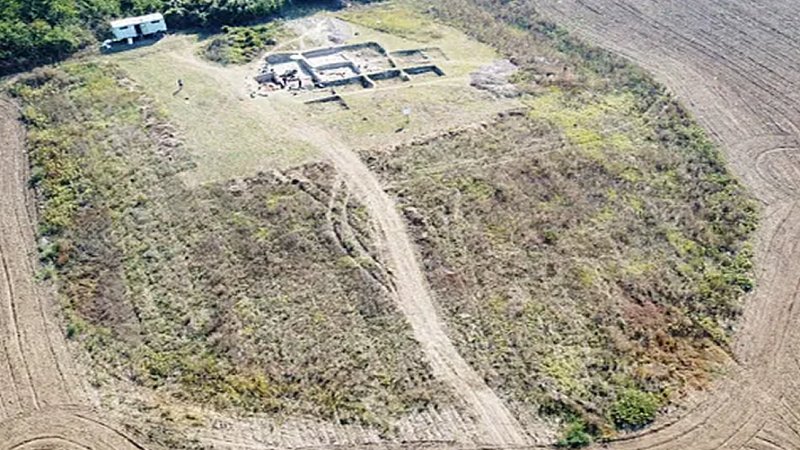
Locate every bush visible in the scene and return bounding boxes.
[610,389,661,430]
[0,0,351,74]
[202,23,284,65]
[557,421,593,448]
[162,0,285,28]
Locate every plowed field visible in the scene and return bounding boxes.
[0,98,149,449]
[530,1,800,449]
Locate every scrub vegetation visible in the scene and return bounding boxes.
[0,0,357,75]
[363,92,755,439]
[6,0,759,447]
[202,22,289,65]
[357,0,758,441]
[11,61,448,429]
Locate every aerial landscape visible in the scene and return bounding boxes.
[0,0,798,449]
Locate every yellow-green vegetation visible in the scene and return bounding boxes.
[317,82,518,149]
[557,420,593,448]
[203,22,290,65]
[527,89,641,160]
[610,388,662,430]
[11,62,449,431]
[338,4,497,79]
[360,62,756,444]
[339,2,443,42]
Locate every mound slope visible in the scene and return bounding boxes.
[0,97,148,449]
[527,0,800,448]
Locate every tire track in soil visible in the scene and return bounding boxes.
[0,406,149,450]
[275,104,536,447]
[159,43,540,445]
[528,1,800,448]
[0,97,149,449]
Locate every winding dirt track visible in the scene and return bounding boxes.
[278,106,534,448]
[0,98,149,450]
[528,1,800,449]
[158,44,538,446]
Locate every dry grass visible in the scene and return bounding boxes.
[11,62,452,437]
[338,3,444,43]
[359,89,755,438]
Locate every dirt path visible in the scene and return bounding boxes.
[0,97,149,449]
[141,40,540,446]
[278,110,534,447]
[528,1,800,449]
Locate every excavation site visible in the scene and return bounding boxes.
[0,1,797,449]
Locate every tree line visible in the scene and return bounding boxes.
[0,0,333,75]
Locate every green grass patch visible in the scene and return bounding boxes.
[557,420,593,448]
[203,22,290,65]
[527,88,642,162]
[610,388,662,430]
[339,3,444,42]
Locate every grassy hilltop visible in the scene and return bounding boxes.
[7,0,756,447]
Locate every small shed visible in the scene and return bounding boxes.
[110,13,167,43]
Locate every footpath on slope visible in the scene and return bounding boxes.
[529,1,800,449]
[275,102,537,447]
[150,40,545,446]
[0,97,149,449]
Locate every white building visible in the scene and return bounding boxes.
[110,13,167,44]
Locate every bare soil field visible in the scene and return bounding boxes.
[525,0,800,449]
[0,98,149,449]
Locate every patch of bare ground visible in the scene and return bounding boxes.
[511,0,800,448]
[0,97,150,449]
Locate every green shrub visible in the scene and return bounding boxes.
[202,23,285,65]
[0,0,352,74]
[610,389,661,430]
[557,420,593,448]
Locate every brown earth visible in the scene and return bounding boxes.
[527,1,800,449]
[0,97,150,449]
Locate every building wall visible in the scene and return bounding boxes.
[141,19,167,35]
[112,26,137,40]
